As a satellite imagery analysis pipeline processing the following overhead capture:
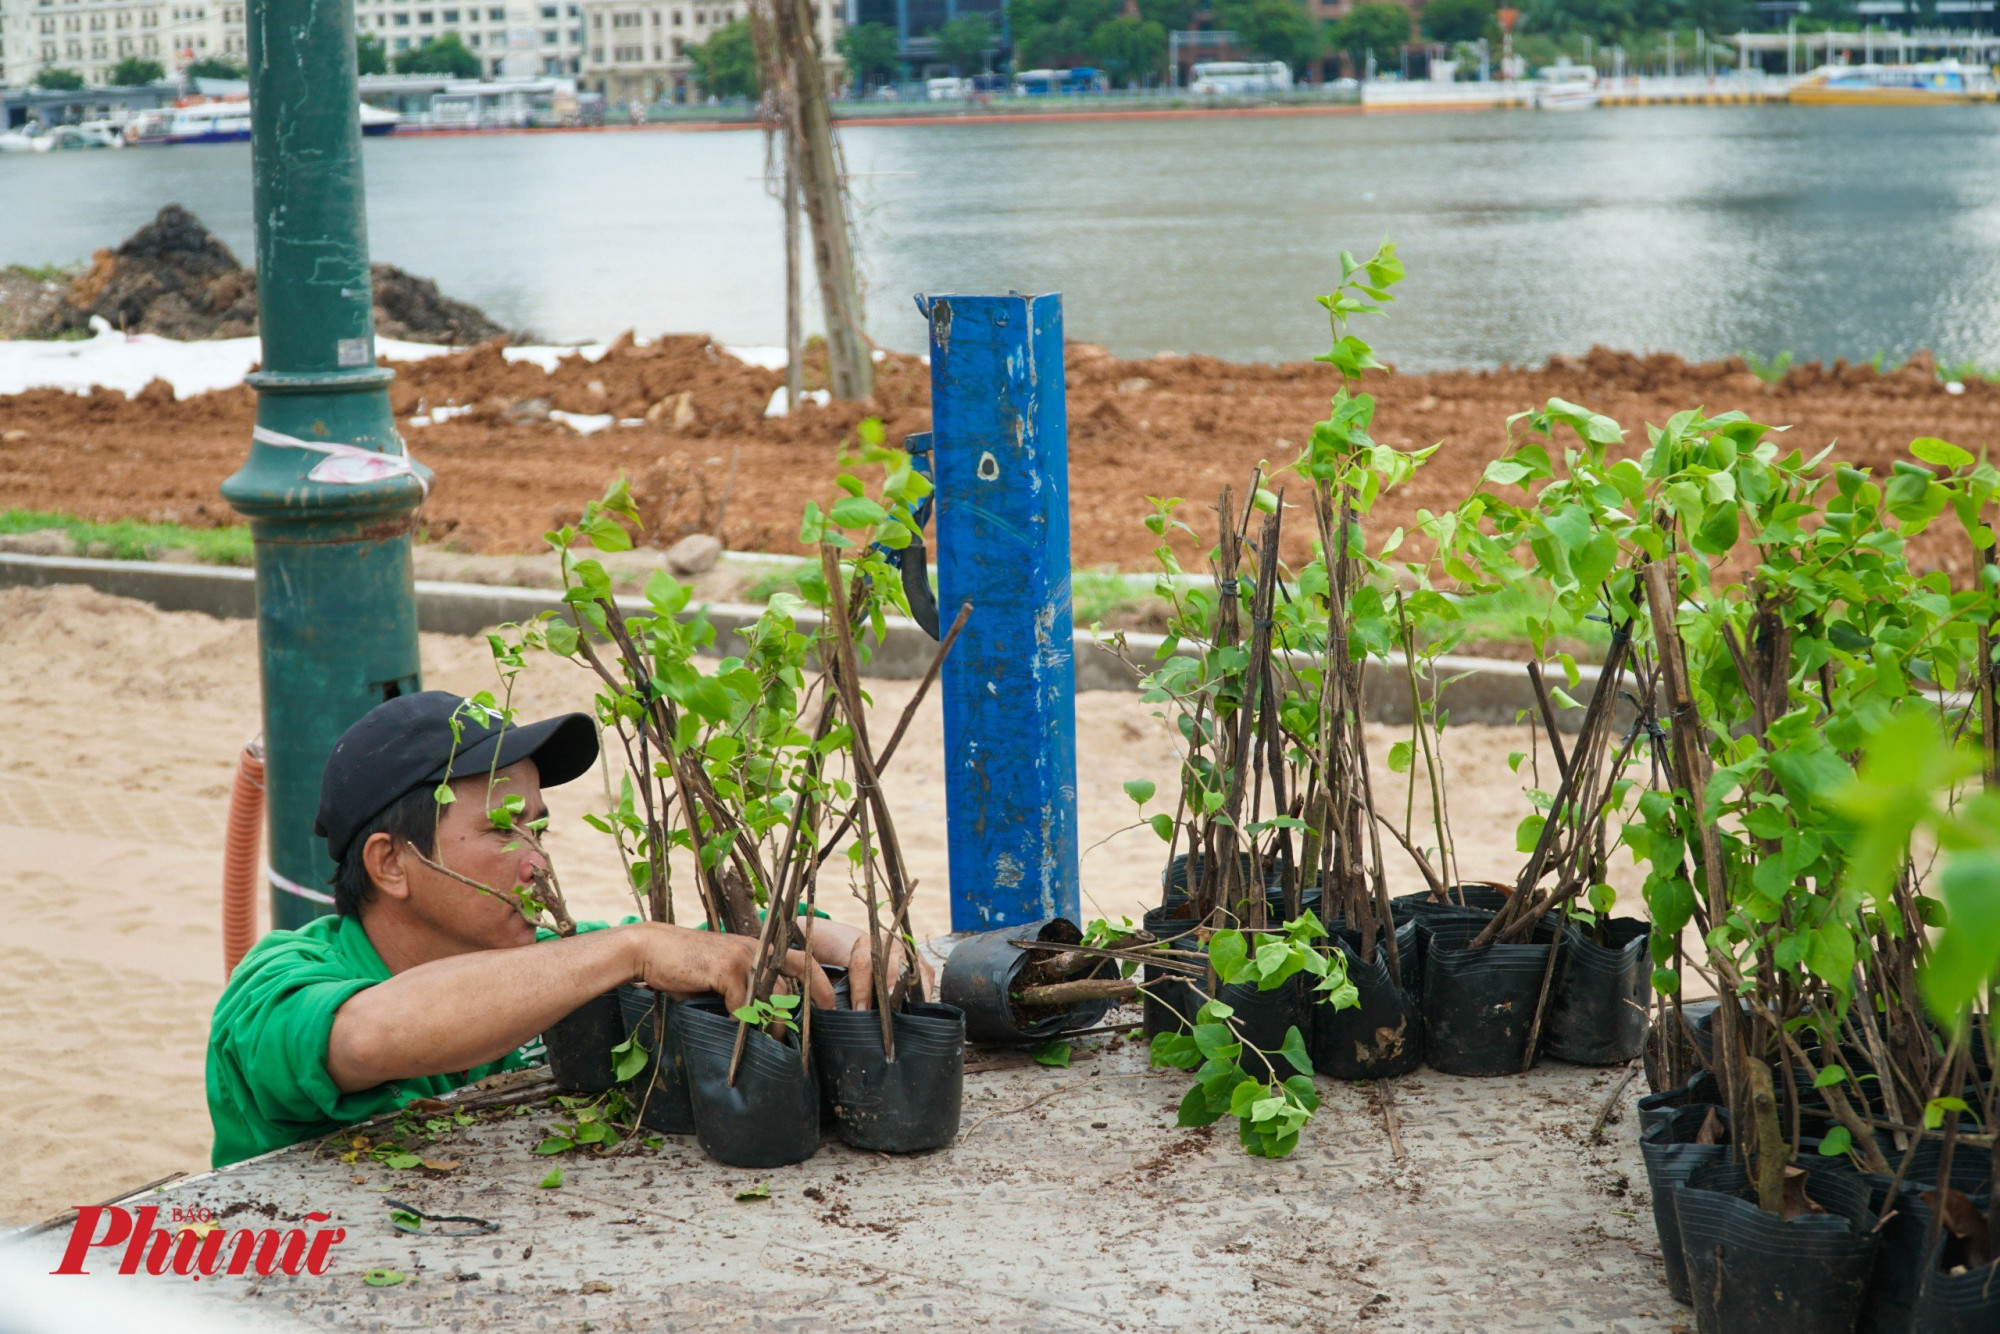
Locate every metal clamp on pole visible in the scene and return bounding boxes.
[917,292,1081,932]
[222,0,427,931]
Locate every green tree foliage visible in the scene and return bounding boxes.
[1086,15,1167,85]
[357,33,389,76]
[1332,1,1411,68]
[839,21,901,86]
[1422,0,1493,43]
[934,13,996,73]
[109,56,166,85]
[687,19,759,99]
[1139,0,1198,30]
[1008,0,1122,67]
[183,56,248,80]
[1214,0,1325,69]
[392,32,481,78]
[33,67,85,90]
[1518,0,1748,41]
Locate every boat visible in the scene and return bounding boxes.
[1535,60,1600,110]
[124,99,398,145]
[0,122,123,152]
[1789,60,1990,105]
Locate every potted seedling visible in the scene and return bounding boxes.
[1437,399,1665,1075]
[1528,415,2000,1323]
[515,430,972,1164]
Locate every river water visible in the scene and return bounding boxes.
[5,103,1999,368]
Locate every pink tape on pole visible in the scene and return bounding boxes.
[252,425,430,496]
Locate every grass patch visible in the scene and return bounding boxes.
[0,510,254,565]
[4,262,77,283]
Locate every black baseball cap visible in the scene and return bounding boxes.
[316,690,599,862]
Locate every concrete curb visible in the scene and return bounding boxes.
[0,552,1597,727]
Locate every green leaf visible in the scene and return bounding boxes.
[643,569,691,616]
[1924,1096,1972,1131]
[735,1184,772,1201]
[534,1136,574,1155]
[1032,1040,1072,1068]
[1177,1083,1224,1127]
[1123,779,1156,806]
[1812,1066,1847,1089]
[1191,1022,1241,1062]
[1208,929,1250,983]
[1149,1032,1201,1069]
[363,1269,406,1287]
[1910,436,1973,469]
[1387,740,1413,774]
[1920,849,2000,1022]
[539,1167,564,1189]
[828,496,888,528]
[1817,1125,1853,1157]
[1149,813,1175,842]
[384,1152,422,1170]
[1515,813,1547,855]
[1277,1025,1313,1076]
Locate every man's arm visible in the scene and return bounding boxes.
[325,923,830,1093]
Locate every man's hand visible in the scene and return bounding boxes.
[626,922,834,1014]
[806,920,934,1010]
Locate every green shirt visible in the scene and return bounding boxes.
[205,914,543,1168]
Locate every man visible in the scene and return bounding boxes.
[207,691,921,1167]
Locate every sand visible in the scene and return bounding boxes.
[0,583,1611,1228]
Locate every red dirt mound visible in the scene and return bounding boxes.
[2,338,1995,579]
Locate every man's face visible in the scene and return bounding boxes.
[402,757,550,952]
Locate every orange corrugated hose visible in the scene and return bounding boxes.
[222,738,265,978]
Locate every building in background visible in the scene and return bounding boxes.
[578,0,840,105]
[0,0,242,88]
[0,0,585,87]
[354,0,585,77]
[847,0,999,67]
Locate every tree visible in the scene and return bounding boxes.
[1086,15,1167,85]
[1138,0,1197,32]
[183,56,248,80]
[933,13,995,74]
[1422,0,1492,43]
[33,66,84,90]
[1333,1,1411,69]
[110,56,166,85]
[839,21,901,87]
[357,33,388,76]
[1215,0,1325,69]
[1007,0,1122,67]
[392,32,481,78]
[687,19,759,99]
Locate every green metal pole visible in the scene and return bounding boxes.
[222,0,428,931]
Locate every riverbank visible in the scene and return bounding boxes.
[1,330,1991,582]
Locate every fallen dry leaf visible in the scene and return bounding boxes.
[581,1280,613,1294]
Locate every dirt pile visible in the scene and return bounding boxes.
[3,336,1997,578]
[16,205,510,345]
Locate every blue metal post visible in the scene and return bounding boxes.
[919,292,1080,931]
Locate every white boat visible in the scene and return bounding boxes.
[1535,60,1600,110]
[124,99,397,145]
[0,122,123,152]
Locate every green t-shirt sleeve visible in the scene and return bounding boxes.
[207,934,407,1164]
